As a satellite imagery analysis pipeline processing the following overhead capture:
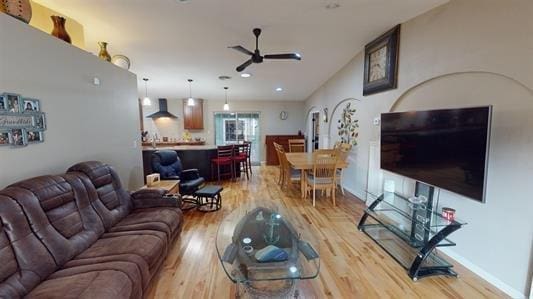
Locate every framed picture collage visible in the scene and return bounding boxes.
[0,93,46,147]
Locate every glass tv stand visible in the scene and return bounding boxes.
[357,190,466,281]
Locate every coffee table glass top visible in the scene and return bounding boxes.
[215,205,320,283]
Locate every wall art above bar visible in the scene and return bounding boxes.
[0,93,46,147]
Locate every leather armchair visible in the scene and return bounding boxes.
[151,150,205,195]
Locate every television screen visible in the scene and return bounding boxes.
[381,106,492,202]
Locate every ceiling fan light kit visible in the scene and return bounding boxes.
[230,28,302,72]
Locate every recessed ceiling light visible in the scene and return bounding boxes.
[275,87,283,92]
[240,73,252,78]
[325,3,341,9]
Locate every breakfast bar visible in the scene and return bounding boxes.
[142,145,218,181]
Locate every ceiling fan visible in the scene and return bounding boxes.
[229,28,302,72]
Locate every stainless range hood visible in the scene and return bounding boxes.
[146,98,178,119]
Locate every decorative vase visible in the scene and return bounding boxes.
[2,0,32,23]
[98,42,111,62]
[50,16,71,44]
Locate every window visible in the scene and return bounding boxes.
[223,119,245,142]
[215,112,260,164]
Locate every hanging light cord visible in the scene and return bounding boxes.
[144,79,148,98]
[225,87,228,104]
[188,79,193,99]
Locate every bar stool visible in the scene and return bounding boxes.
[211,145,234,181]
[233,142,250,180]
[244,141,252,175]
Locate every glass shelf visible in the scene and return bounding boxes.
[359,188,464,280]
[363,208,456,248]
[366,190,466,228]
[361,224,453,270]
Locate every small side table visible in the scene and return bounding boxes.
[142,180,180,195]
[195,185,223,212]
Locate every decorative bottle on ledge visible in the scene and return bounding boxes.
[50,16,71,44]
[98,42,112,62]
[2,0,32,23]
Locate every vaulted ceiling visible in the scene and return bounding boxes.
[35,0,447,101]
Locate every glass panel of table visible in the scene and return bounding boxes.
[216,204,319,297]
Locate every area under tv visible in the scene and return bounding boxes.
[358,182,466,281]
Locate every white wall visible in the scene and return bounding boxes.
[304,0,533,297]
[143,99,305,161]
[0,14,143,190]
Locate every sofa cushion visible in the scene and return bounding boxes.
[0,195,58,298]
[27,270,136,299]
[110,207,183,242]
[7,174,105,266]
[75,233,167,272]
[64,254,150,290]
[68,161,132,229]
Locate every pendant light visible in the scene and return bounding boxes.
[142,78,151,106]
[223,87,230,111]
[187,79,195,106]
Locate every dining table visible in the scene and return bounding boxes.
[285,152,349,198]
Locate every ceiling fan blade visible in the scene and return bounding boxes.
[264,53,302,60]
[229,45,254,56]
[236,59,253,72]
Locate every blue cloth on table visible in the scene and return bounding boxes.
[254,245,288,262]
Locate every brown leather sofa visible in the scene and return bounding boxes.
[0,161,183,298]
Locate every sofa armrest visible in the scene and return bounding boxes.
[131,189,181,209]
[180,169,200,180]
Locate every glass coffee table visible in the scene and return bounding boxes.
[216,205,320,298]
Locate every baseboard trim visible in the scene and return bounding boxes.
[438,247,525,298]
[342,186,366,203]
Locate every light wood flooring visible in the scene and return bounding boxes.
[145,166,508,299]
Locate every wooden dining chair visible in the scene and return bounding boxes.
[305,150,340,207]
[334,142,352,195]
[288,139,305,153]
[273,142,285,185]
[279,147,301,190]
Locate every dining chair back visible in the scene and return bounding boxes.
[306,149,340,206]
[333,142,352,195]
[288,139,305,153]
[273,142,285,185]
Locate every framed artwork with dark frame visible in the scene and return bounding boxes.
[363,24,401,96]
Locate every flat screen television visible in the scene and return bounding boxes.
[380,106,492,202]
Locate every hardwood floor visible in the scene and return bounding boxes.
[145,166,508,299]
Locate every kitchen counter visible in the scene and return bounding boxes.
[142,145,239,181]
[142,145,217,151]
[141,141,206,147]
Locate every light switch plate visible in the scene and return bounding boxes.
[373,117,381,126]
